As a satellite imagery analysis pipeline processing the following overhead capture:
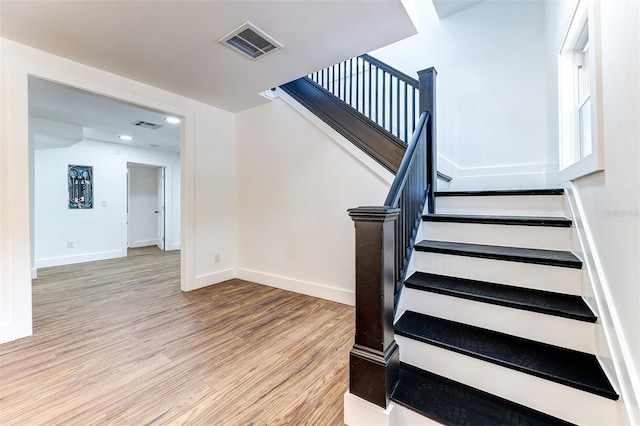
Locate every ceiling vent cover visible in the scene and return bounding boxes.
[133,120,162,130]
[219,22,282,60]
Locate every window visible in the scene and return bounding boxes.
[558,0,603,181]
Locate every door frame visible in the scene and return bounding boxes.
[126,163,168,252]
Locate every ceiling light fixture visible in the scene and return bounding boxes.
[119,135,133,141]
[165,116,181,124]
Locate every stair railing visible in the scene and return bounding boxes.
[308,54,420,144]
[346,68,437,410]
[384,111,431,295]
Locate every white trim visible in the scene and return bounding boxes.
[128,239,157,248]
[556,0,605,181]
[437,155,553,190]
[180,109,196,292]
[34,249,124,268]
[0,39,194,343]
[191,268,236,291]
[237,268,354,306]
[565,183,640,425]
[344,392,396,426]
[274,88,394,187]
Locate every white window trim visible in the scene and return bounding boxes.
[557,0,604,182]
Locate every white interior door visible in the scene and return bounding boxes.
[156,167,165,250]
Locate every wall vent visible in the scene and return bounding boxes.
[219,22,282,60]
[132,120,162,130]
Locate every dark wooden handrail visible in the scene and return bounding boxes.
[384,111,431,294]
[359,54,418,88]
[385,112,429,207]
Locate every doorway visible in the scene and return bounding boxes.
[28,77,182,271]
[127,163,166,252]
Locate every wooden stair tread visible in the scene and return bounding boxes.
[414,240,583,269]
[395,311,619,400]
[422,214,572,227]
[404,272,595,322]
[392,362,575,426]
[435,189,564,197]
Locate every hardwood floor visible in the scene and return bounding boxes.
[0,250,354,425]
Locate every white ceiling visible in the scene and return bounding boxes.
[1,0,416,113]
[29,77,182,152]
[431,0,486,19]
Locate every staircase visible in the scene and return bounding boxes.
[391,189,619,425]
[281,55,622,425]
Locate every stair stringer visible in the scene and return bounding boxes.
[393,190,623,425]
[564,184,640,425]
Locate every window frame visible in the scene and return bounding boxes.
[557,0,604,182]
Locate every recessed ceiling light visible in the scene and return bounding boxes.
[119,135,133,141]
[165,116,181,124]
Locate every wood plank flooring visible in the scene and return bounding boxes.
[0,250,354,425]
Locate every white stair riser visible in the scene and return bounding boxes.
[435,195,564,216]
[397,336,618,426]
[414,252,582,295]
[393,405,444,426]
[402,289,596,353]
[419,222,572,251]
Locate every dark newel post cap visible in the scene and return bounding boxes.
[348,206,400,222]
[417,67,438,76]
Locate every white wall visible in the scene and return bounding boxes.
[0,38,236,343]
[235,95,390,305]
[33,140,180,268]
[371,0,551,189]
[548,1,640,422]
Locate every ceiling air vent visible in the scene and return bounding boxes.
[132,120,162,130]
[219,22,282,60]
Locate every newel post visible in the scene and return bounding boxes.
[347,206,400,408]
[418,67,437,214]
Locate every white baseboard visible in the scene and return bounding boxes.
[437,155,556,191]
[188,268,235,291]
[167,242,180,251]
[34,249,124,268]
[565,184,640,425]
[344,392,442,426]
[0,320,32,345]
[236,268,354,306]
[129,239,157,248]
[344,393,396,426]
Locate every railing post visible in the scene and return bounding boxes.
[418,67,437,214]
[347,206,400,408]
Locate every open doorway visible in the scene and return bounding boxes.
[127,163,166,254]
[29,76,182,271]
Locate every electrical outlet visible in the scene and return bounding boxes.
[67,241,74,249]
[214,253,220,263]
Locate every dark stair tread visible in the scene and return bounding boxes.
[435,189,564,197]
[395,311,618,400]
[405,272,596,322]
[422,213,572,227]
[415,240,583,269]
[393,362,575,426]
